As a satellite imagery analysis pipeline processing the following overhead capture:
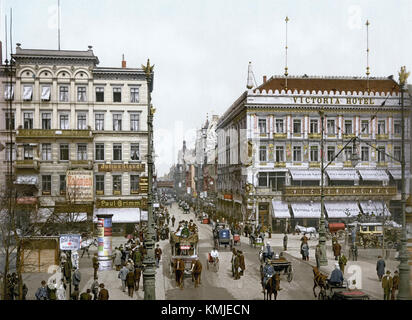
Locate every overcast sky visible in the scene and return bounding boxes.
[1,0,411,176]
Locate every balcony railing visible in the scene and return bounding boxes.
[376,134,389,140]
[283,186,397,198]
[343,133,356,139]
[308,133,321,139]
[274,161,286,167]
[15,160,39,170]
[309,162,321,168]
[273,133,287,139]
[16,129,93,140]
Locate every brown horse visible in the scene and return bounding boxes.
[312,266,327,298]
[175,259,185,289]
[263,273,280,300]
[191,260,202,288]
[134,267,142,291]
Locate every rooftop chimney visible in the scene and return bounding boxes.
[263,75,267,83]
[122,54,126,68]
[88,45,93,51]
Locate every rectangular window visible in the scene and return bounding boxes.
[24,144,33,160]
[24,112,33,129]
[60,114,69,129]
[113,87,122,102]
[361,146,369,161]
[23,85,33,101]
[269,172,286,191]
[113,143,122,161]
[77,86,87,102]
[293,119,301,134]
[310,119,318,134]
[293,146,302,162]
[258,119,267,133]
[327,146,335,162]
[5,112,15,130]
[258,172,268,187]
[394,146,401,161]
[41,85,51,101]
[310,145,318,162]
[42,143,52,161]
[95,143,105,161]
[4,84,14,100]
[42,175,51,195]
[77,114,87,130]
[95,113,104,131]
[60,144,69,161]
[5,143,16,161]
[327,119,335,134]
[344,120,353,134]
[361,120,369,134]
[345,146,354,161]
[42,113,51,129]
[59,86,69,102]
[113,114,122,131]
[130,143,140,161]
[394,120,401,135]
[96,175,105,195]
[130,87,139,103]
[113,175,122,194]
[275,119,284,133]
[60,175,66,195]
[275,146,284,162]
[130,113,140,131]
[378,120,386,134]
[130,175,139,194]
[77,144,87,160]
[377,146,385,162]
[259,146,267,162]
[95,87,104,102]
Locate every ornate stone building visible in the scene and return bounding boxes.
[216,62,412,230]
[0,44,149,230]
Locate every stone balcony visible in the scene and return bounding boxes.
[69,160,93,169]
[15,159,39,170]
[308,133,321,139]
[376,134,389,140]
[273,133,287,139]
[16,129,93,141]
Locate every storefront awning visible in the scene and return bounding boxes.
[388,169,411,180]
[326,169,358,181]
[324,202,360,218]
[272,200,290,218]
[93,208,148,223]
[15,175,38,185]
[359,201,391,217]
[358,170,389,181]
[290,169,321,181]
[291,202,321,218]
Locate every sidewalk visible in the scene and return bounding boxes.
[268,233,398,300]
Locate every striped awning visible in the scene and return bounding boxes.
[388,169,411,180]
[290,169,321,181]
[291,202,321,218]
[272,200,290,218]
[359,201,391,217]
[358,170,389,181]
[326,169,358,181]
[93,208,148,223]
[324,202,360,218]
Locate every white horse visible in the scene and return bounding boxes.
[295,225,317,239]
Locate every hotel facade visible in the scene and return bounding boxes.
[216,64,412,231]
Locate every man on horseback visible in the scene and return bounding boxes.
[328,263,344,287]
[261,260,275,293]
[210,247,219,263]
[263,241,274,261]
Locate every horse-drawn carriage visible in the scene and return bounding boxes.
[169,229,199,288]
[318,283,369,300]
[212,222,233,250]
[260,254,293,283]
[249,233,264,248]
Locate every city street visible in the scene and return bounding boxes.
[163,203,320,300]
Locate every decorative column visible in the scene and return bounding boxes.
[96,214,113,270]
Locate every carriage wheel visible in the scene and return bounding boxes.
[287,266,293,282]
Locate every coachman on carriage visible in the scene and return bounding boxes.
[169,226,199,289]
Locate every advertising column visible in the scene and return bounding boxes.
[96,214,113,271]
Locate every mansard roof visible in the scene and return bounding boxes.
[256,75,400,94]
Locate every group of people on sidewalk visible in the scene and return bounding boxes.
[376,255,399,300]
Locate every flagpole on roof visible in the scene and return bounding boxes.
[284,16,289,91]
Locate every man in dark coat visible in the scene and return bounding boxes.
[92,253,99,279]
[391,270,399,300]
[126,270,135,298]
[283,234,288,251]
[238,251,245,276]
[382,270,393,300]
[98,283,109,300]
[91,277,99,300]
[155,244,162,268]
[80,289,92,300]
[376,256,385,281]
[332,241,341,260]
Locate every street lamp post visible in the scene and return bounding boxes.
[142,59,156,300]
[318,110,328,266]
[397,66,411,300]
